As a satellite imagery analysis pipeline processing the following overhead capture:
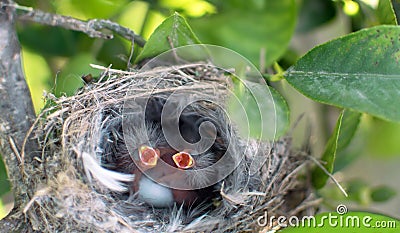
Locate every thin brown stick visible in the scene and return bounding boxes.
[8,136,22,164]
[8,2,146,47]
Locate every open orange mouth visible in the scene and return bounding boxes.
[139,145,159,167]
[172,152,195,169]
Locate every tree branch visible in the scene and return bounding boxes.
[10,2,146,47]
[0,0,40,219]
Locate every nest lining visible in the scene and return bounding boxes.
[22,62,317,232]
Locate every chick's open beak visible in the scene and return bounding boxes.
[139,145,159,167]
[172,152,195,169]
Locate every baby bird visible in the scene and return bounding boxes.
[132,145,216,208]
[101,96,227,208]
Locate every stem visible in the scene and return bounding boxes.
[10,2,146,47]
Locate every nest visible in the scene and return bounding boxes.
[22,62,318,232]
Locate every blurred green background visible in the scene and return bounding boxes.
[1,0,400,220]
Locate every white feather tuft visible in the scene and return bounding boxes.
[137,176,174,207]
[82,151,134,192]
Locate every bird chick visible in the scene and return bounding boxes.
[101,96,227,209]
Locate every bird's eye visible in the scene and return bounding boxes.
[172,152,195,169]
[139,145,159,167]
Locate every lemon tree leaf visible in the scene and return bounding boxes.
[285,26,400,122]
[376,0,398,25]
[136,13,201,62]
[371,186,397,202]
[312,111,343,189]
[336,110,361,151]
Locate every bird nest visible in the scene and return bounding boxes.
[22,61,318,232]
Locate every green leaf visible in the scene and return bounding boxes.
[281,211,400,232]
[189,0,297,67]
[333,144,362,173]
[136,13,201,62]
[371,186,397,202]
[313,110,360,185]
[285,25,400,122]
[312,112,343,189]
[393,1,400,24]
[337,110,361,151]
[376,0,398,25]
[333,110,362,172]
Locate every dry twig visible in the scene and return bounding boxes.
[8,2,146,47]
